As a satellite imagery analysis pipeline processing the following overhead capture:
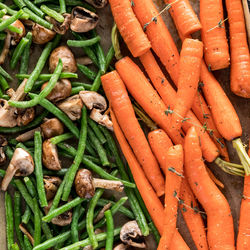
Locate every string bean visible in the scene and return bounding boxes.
[5,192,14,250]
[104,210,114,250]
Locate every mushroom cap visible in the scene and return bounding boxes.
[16,107,35,126]
[79,91,107,111]
[75,169,95,198]
[31,23,56,45]
[85,0,107,8]
[49,46,77,73]
[120,221,146,248]
[41,118,64,139]
[70,7,99,33]
[57,95,83,121]
[90,109,113,131]
[46,13,71,35]
[41,79,72,103]
[44,176,62,201]
[42,139,61,171]
[0,99,18,127]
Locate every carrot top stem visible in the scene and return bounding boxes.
[207,18,228,32]
[233,138,250,176]
[111,23,122,60]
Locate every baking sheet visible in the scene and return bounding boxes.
[0,0,250,249]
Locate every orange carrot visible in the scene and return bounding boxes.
[115,56,184,145]
[148,128,208,250]
[131,0,180,84]
[101,71,165,196]
[148,129,173,173]
[171,38,203,132]
[237,140,250,249]
[164,0,201,37]
[139,51,219,162]
[200,60,242,140]
[200,0,230,70]
[158,145,183,250]
[109,0,151,57]
[184,126,235,250]
[225,0,250,98]
[170,230,190,250]
[206,167,224,189]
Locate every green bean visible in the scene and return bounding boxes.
[34,131,48,207]
[40,5,64,23]
[0,32,6,40]
[88,118,106,144]
[84,155,101,165]
[72,32,99,67]
[23,141,35,147]
[71,204,82,244]
[0,169,15,186]
[5,192,14,250]
[46,4,60,13]
[0,9,24,32]
[26,221,34,236]
[23,235,33,250]
[24,176,37,197]
[59,0,66,13]
[16,142,33,157]
[0,3,29,19]
[50,133,74,145]
[43,197,86,222]
[19,32,32,75]
[86,138,98,156]
[71,81,92,90]
[0,9,7,18]
[0,65,12,80]
[14,192,25,250]
[71,86,85,95]
[6,23,23,34]
[23,0,45,18]
[5,146,14,159]
[9,59,63,108]
[87,189,104,249]
[11,243,19,250]
[57,142,135,188]
[149,221,160,244]
[0,110,48,134]
[65,0,96,11]
[43,168,68,176]
[22,206,32,224]
[17,72,78,81]
[62,107,87,201]
[68,36,101,48]
[29,94,80,138]
[0,74,9,90]
[12,0,26,9]
[33,198,41,246]
[88,126,109,166]
[52,33,62,49]
[24,42,53,92]
[104,210,114,250]
[77,63,97,80]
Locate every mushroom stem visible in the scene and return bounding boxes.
[0,32,11,64]
[16,127,41,142]
[1,163,17,191]
[19,224,34,246]
[94,202,112,223]
[92,178,124,192]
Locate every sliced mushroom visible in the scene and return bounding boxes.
[6,88,15,98]
[94,202,112,223]
[40,118,64,139]
[1,148,34,191]
[120,221,146,248]
[46,13,71,35]
[76,56,93,65]
[31,23,56,44]
[90,109,113,131]
[16,127,41,142]
[79,91,107,111]
[44,176,62,201]
[0,135,7,165]
[57,95,83,121]
[19,224,34,245]
[113,244,128,250]
[70,7,99,33]
[75,169,124,198]
[41,79,72,103]
[85,0,107,8]
[49,46,77,73]
[42,139,61,171]
[16,107,35,126]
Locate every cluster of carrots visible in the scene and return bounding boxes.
[101,0,250,249]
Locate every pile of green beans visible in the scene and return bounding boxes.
[0,1,160,249]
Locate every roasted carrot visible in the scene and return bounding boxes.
[101,71,165,196]
[170,230,190,250]
[139,51,219,162]
[109,0,151,57]
[200,60,242,140]
[206,167,224,189]
[184,127,235,250]
[225,0,250,98]
[200,0,230,70]
[158,145,183,250]
[171,38,203,132]
[237,140,250,249]
[115,56,184,145]
[164,0,201,37]
[132,0,180,84]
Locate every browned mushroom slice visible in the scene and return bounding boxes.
[46,13,71,35]
[76,56,93,65]
[120,221,146,248]
[42,139,61,171]
[16,127,41,142]
[0,135,7,165]
[40,118,64,139]
[57,95,83,121]
[79,91,107,111]
[85,0,107,8]
[90,109,113,131]
[49,46,77,73]
[75,169,124,198]
[16,107,35,126]
[70,7,99,33]
[113,244,128,250]
[41,79,72,103]
[1,148,34,191]
[44,176,62,201]
[31,23,56,44]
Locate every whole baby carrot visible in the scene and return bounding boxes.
[101,71,165,196]
[109,0,151,57]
